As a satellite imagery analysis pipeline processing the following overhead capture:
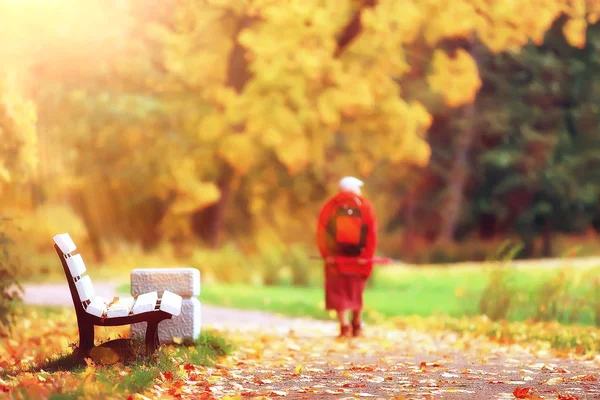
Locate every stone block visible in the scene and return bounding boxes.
[131,268,200,298]
[132,298,201,343]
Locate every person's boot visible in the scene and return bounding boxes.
[351,321,362,337]
[338,324,351,338]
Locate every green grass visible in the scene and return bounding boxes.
[116,263,600,326]
[115,265,494,319]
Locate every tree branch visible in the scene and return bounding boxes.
[334,0,377,58]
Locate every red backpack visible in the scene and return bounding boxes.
[325,195,368,257]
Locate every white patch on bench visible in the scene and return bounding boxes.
[53,233,77,255]
[75,276,95,301]
[66,254,86,277]
[160,290,182,316]
[106,297,135,318]
[87,296,109,317]
[132,291,158,315]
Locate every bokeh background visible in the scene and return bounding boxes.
[2,0,600,325]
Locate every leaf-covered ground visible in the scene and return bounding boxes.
[203,321,600,400]
[4,300,600,399]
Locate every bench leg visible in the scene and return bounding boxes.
[77,323,94,356]
[145,321,160,355]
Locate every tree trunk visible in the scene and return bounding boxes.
[71,191,104,262]
[334,0,377,58]
[435,42,478,245]
[402,193,417,262]
[190,17,252,248]
[541,220,553,258]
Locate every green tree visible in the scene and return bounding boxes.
[393,17,600,259]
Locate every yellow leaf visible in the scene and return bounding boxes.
[218,134,256,174]
[427,49,482,107]
[563,17,586,49]
[0,163,11,183]
[172,337,183,344]
[316,90,340,128]
[295,365,307,374]
[197,114,227,143]
[274,136,309,175]
[170,181,221,215]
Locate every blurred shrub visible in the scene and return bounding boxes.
[187,240,317,287]
[478,241,524,321]
[478,268,519,321]
[0,218,23,328]
[189,243,254,285]
[18,203,88,253]
[478,241,600,325]
[584,269,600,325]
[410,240,502,264]
[394,233,600,265]
[2,204,89,280]
[254,242,313,286]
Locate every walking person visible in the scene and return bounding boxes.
[316,176,378,338]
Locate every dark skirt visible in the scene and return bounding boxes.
[325,267,368,311]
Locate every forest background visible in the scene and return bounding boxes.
[2,0,600,289]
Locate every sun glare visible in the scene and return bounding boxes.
[0,0,134,69]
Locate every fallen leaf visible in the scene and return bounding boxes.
[295,365,307,375]
[268,390,287,396]
[183,363,195,372]
[442,372,459,378]
[513,387,532,399]
[107,297,120,307]
[542,377,564,385]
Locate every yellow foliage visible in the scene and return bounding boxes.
[0,0,595,250]
[219,134,257,174]
[0,72,38,194]
[427,49,482,108]
[563,17,587,48]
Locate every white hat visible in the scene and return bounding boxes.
[338,176,364,194]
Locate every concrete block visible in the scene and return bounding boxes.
[131,268,200,298]
[131,298,201,343]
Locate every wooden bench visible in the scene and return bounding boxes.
[53,233,182,357]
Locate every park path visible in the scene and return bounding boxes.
[22,281,600,399]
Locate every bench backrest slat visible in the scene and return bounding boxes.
[66,254,87,277]
[75,276,95,302]
[53,233,77,255]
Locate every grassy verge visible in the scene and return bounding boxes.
[117,263,600,326]
[1,306,232,399]
[390,315,600,355]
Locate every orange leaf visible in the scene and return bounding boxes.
[558,395,579,400]
[184,363,195,372]
[513,387,532,399]
[107,297,120,307]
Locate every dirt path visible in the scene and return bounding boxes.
[22,282,600,399]
[203,323,600,400]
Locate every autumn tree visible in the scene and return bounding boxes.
[4,0,600,257]
[391,15,600,260]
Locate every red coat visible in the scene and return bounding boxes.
[316,191,377,277]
